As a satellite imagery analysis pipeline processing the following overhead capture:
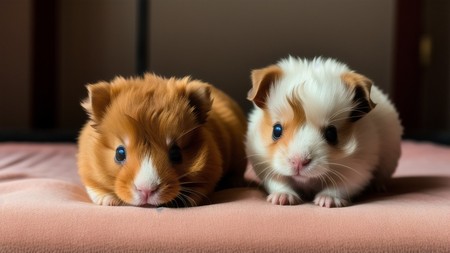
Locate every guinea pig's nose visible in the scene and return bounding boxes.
[302,158,312,167]
[136,185,159,199]
[290,157,312,175]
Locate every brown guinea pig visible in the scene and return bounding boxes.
[77,74,247,207]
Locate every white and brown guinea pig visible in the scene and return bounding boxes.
[246,57,403,208]
[77,73,247,207]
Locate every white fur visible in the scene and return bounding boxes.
[86,187,119,206]
[132,156,162,205]
[246,57,403,208]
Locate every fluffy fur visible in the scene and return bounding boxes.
[246,57,403,208]
[77,74,247,207]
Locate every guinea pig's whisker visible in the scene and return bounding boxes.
[181,187,208,199]
[180,192,197,207]
[329,106,353,121]
[327,170,348,189]
[323,168,351,200]
[247,158,285,189]
[245,152,266,157]
[175,161,221,181]
[245,153,266,159]
[260,168,272,182]
[173,194,188,207]
[176,171,197,180]
[257,164,275,180]
[326,162,362,176]
[251,160,271,172]
[317,173,327,189]
[171,198,181,208]
[325,167,348,183]
[178,181,208,186]
[320,169,337,189]
[175,125,202,142]
[319,174,335,194]
[252,160,271,168]
[181,188,210,205]
[177,195,188,207]
[166,199,176,208]
[264,169,279,185]
[345,107,373,120]
[329,105,375,124]
[324,173,339,194]
[179,194,194,207]
[262,170,276,182]
[329,116,350,124]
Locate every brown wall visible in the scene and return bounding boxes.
[420,0,450,132]
[0,0,31,130]
[149,0,395,113]
[1,0,425,135]
[58,0,137,129]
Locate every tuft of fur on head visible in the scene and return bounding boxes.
[77,73,247,207]
[246,56,402,207]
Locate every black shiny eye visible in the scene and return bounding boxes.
[272,123,283,141]
[115,145,126,164]
[324,125,338,145]
[169,144,182,164]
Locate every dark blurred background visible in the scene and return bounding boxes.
[0,0,449,144]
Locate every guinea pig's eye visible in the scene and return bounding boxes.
[272,123,283,141]
[168,144,182,164]
[115,145,127,164]
[324,125,338,145]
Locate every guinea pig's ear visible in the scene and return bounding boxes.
[248,65,283,108]
[341,72,377,122]
[81,82,112,123]
[186,81,212,124]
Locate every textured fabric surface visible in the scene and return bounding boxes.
[0,141,449,252]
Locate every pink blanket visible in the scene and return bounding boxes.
[1,141,449,252]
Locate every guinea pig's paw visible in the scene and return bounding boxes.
[89,193,121,206]
[87,188,122,206]
[313,194,349,208]
[97,194,123,206]
[267,192,302,205]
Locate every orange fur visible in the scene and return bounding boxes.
[254,72,366,167]
[259,97,308,158]
[250,65,307,163]
[77,74,247,207]
[248,65,283,108]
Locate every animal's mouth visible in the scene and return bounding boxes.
[139,203,159,208]
[291,173,312,183]
[290,164,321,182]
[133,183,164,206]
[137,195,161,207]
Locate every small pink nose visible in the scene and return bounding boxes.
[290,157,312,175]
[302,158,312,167]
[136,185,159,199]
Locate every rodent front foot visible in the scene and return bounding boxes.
[313,194,349,208]
[92,194,122,206]
[267,192,302,205]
